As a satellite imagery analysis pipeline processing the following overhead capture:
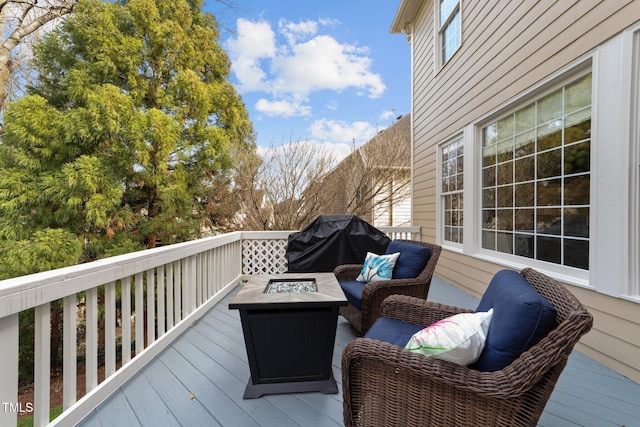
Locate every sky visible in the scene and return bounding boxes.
[202,0,411,162]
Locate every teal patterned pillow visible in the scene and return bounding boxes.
[356,252,400,282]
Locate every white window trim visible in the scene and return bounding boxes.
[435,0,462,69]
[626,23,640,300]
[464,51,624,294]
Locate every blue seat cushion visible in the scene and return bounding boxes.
[470,270,557,372]
[385,240,431,279]
[364,317,423,348]
[339,280,365,309]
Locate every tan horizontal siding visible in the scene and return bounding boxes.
[410,0,640,383]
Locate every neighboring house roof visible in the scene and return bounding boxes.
[330,113,411,173]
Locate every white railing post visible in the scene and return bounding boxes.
[121,276,132,364]
[105,281,116,377]
[146,269,155,346]
[157,266,165,337]
[0,313,18,427]
[135,272,144,354]
[35,303,51,427]
[86,287,98,393]
[63,295,77,410]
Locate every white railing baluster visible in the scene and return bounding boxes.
[105,281,116,377]
[0,313,18,427]
[175,260,182,324]
[121,276,132,364]
[86,287,98,392]
[135,272,144,354]
[166,263,174,330]
[146,269,155,346]
[157,266,165,337]
[63,295,77,410]
[34,303,50,427]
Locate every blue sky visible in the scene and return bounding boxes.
[203,1,411,161]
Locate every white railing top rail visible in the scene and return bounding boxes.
[0,232,241,318]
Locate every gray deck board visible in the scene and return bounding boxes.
[77,276,640,427]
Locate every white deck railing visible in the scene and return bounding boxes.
[0,227,419,426]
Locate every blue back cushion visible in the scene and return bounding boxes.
[385,241,431,279]
[470,270,557,372]
[339,280,365,309]
[364,317,423,347]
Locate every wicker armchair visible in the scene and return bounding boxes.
[342,268,594,427]
[334,239,441,335]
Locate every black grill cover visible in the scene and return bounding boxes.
[286,215,391,273]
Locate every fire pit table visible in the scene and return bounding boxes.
[229,272,348,399]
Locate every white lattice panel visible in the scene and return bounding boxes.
[242,239,289,274]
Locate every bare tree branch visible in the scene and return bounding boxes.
[0,0,76,115]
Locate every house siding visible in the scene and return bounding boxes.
[408,0,640,383]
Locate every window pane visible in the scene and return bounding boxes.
[515,104,535,133]
[497,185,513,207]
[564,175,590,206]
[564,238,589,269]
[497,209,513,231]
[564,141,590,174]
[515,183,534,207]
[440,0,458,25]
[483,230,496,250]
[537,208,562,235]
[497,161,513,185]
[537,149,562,179]
[497,232,513,254]
[514,156,535,182]
[515,209,534,232]
[515,234,534,258]
[442,10,461,63]
[564,208,589,238]
[515,130,535,157]
[483,188,495,208]
[565,74,592,113]
[538,90,562,123]
[537,236,561,264]
[537,178,561,206]
[483,209,496,229]
[484,123,497,146]
[565,112,591,144]
[483,165,496,187]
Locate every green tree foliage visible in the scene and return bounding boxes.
[0,0,254,275]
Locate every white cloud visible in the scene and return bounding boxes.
[379,110,396,121]
[226,18,386,117]
[258,140,353,165]
[279,19,318,45]
[271,35,385,98]
[225,19,276,91]
[255,98,312,117]
[309,119,378,144]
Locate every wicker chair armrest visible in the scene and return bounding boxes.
[344,338,517,399]
[333,264,363,281]
[379,294,472,326]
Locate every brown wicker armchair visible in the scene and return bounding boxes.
[342,268,594,427]
[334,239,441,335]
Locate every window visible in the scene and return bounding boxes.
[441,137,464,244]
[439,0,461,65]
[481,73,592,270]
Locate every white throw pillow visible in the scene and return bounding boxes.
[356,252,400,282]
[405,309,493,366]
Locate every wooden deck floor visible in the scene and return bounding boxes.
[78,277,640,427]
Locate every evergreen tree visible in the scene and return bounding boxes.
[0,0,254,274]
